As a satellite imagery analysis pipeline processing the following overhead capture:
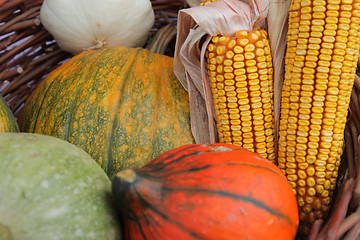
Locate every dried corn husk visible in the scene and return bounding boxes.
[267,0,291,160]
[185,0,200,7]
[174,0,269,144]
[146,24,177,54]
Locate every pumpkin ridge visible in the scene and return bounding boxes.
[116,181,156,240]
[112,170,148,239]
[188,162,283,179]
[20,69,56,133]
[29,51,92,134]
[141,144,285,180]
[139,152,211,175]
[148,53,163,158]
[127,203,150,240]
[105,48,143,176]
[114,171,203,239]
[160,186,294,226]
[125,189,149,240]
[145,144,252,169]
[133,188,204,240]
[143,144,208,170]
[233,162,286,179]
[140,161,285,181]
[64,51,106,141]
[29,50,95,138]
[19,51,72,132]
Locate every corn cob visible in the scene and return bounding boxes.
[205,29,276,163]
[279,0,360,234]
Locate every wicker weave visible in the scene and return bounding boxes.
[1,0,360,239]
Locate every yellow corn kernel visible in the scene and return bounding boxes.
[206,28,275,163]
[280,0,360,235]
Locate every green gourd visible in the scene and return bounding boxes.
[0,133,121,240]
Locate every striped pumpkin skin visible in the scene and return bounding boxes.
[112,143,299,240]
[0,94,19,133]
[18,47,195,179]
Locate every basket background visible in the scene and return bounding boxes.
[1,0,360,239]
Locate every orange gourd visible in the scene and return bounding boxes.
[18,47,195,180]
[112,143,299,239]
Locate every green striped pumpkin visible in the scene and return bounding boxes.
[18,47,195,179]
[0,94,19,133]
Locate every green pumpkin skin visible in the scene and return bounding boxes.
[18,47,195,179]
[0,95,19,133]
[0,133,121,240]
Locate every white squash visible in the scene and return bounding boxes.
[40,0,155,55]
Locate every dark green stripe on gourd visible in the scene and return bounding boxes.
[18,47,195,179]
[0,94,19,133]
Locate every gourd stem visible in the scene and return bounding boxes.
[112,168,162,214]
[112,169,139,211]
[115,169,137,183]
[86,38,106,51]
[0,223,12,240]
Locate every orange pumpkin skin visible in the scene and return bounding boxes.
[112,143,299,240]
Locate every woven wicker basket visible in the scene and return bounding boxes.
[1,0,360,239]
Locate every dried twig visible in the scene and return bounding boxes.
[0,6,41,33]
[352,88,360,114]
[351,120,360,174]
[0,30,50,64]
[3,17,41,34]
[0,0,28,11]
[24,0,44,9]
[317,178,356,240]
[0,27,40,52]
[337,205,360,238]
[351,134,360,210]
[0,67,23,80]
[2,52,65,96]
[355,74,360,92]
[345,125,356,178]
[2,46,36,72]
[343,222,360,240]
[28,48,63,66]
[0,34,16,51]
[308,220,323,240]
[0,6,13,22]
[350,90,360,132]
[0,0,9,7]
